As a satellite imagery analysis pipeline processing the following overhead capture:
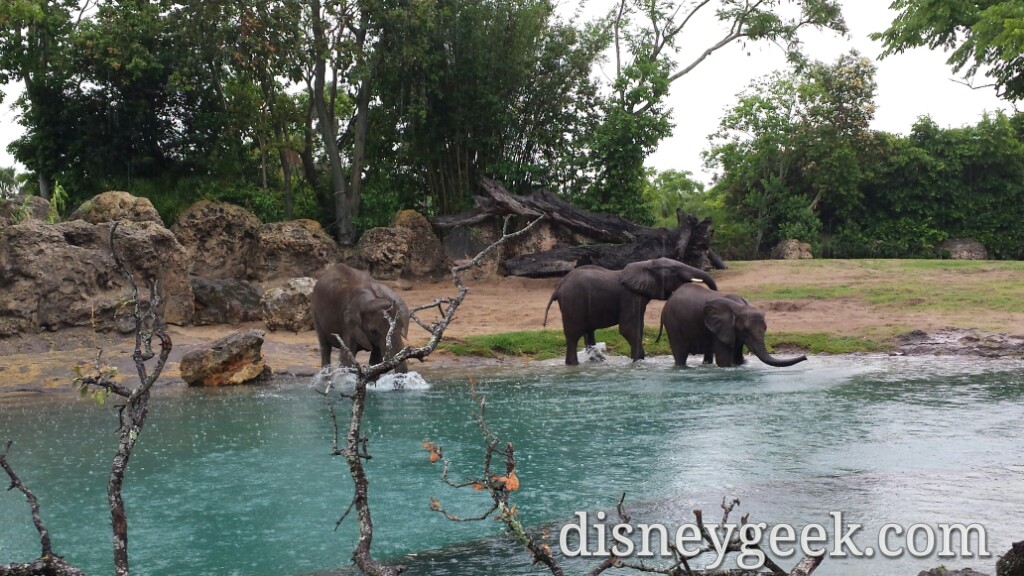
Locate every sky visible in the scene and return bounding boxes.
[0,0,1011,184]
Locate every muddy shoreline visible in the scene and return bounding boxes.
[1,323,1021,397]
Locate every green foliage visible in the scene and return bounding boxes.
[874,0,1024,101]
[48,181,67,223]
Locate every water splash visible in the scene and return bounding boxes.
[373,371,429,391]
[309,366,429,393]
[579,342,607,363]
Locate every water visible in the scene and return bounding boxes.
[1,356,1022,575]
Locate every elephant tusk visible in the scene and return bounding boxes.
[692,278,703,283]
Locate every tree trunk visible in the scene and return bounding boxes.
[432,178,724,277]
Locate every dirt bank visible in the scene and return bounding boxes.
[2,260,1022,393]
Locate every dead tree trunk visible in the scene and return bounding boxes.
[433,178,724,277]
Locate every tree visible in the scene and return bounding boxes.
[705,52,877,255]
[0,0,84,199]
[583,0,848,222]
[874,0,1024,100]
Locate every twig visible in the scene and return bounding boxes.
[0,441,52,558]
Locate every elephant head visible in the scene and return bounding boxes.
[619,257,718,299]
[704,298,806,367]
[345,291,410,372]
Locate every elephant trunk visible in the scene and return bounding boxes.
[746,336,807,367]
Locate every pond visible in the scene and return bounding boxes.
[1,355,1022,575]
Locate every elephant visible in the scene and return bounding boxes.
[658,283,807,368]
[543,257,718,365]
[311,263,410,373]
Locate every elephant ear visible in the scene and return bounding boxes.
[361,298,401,339]
[704,298,737,347]
[620,257,716,299]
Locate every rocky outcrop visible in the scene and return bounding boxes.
[937,238,988,260]
[357,227,409,280]
[179,329,269,386]
[191,277,263,326]
[252,219,337,281]
[771,239,813,260]
[998,540,1024,576]
[68,191,162,225]
[393,210,450,278]
[918,569,989,576]
[358,210,450,280]
[261,277,315,333]
[0,219,193,336]
[171,200,262,280]
[0,195,50,227]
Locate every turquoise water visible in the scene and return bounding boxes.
[1,355,1022,575]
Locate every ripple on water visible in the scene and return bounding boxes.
[1,355,1021,575]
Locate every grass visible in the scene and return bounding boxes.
[441,327,674,360]
[439,259,1024,360]
[440,328,880,360]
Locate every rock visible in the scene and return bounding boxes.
[179,329,269,386]
[68,191,163,225]
[261,277,315,332]
[0,195,51,227]
[0,219,194,336]
[171,200,262,280]
[191,277,263,326]
[771,239,813,260]
[253,219,337,281]
[357,227,409,280]
[392,209,450,278]
[937,238,988,260]
[918,568,989,576]
[998,540,1024,576]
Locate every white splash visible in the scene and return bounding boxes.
[579,342,607,363]
[310,366,430,392]
[373,371,430,391]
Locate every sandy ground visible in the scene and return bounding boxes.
[2,260,1023,393]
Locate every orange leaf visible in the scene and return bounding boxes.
[506,471,520,491]
[429,497,441,511]
[471,482,486,491]
[429,451,440,463]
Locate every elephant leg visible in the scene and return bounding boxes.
[732,343,746,366]
[564,331,582,365]
[369,345,383,366]
[713,340,735,367]
[317,333,333,368]
[584,331,596,348]
[669,336,689,367]
[618,323,645,361]
[702,351,714,365]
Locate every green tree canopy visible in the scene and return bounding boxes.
[874,0,1024,100]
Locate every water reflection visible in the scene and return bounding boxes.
[1,355,1021,575]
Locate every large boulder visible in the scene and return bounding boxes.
[191,277,263,326]
[68,191,162,225]
[253,219,337,281]
[392,210,450,278]
[261,277,315,333]
[937,238,988,260]
[357,210,450,280]
[771,239,813,260]
[179,329,269,386]
[171,200,262,280]
[999,540,1024,576]
[0,219,194,336]
[0,195,51,228]
[357,227,409,280]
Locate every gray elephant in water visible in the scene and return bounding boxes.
[659,283,807,368]
[311,264,410,372]
[543,258,718,365]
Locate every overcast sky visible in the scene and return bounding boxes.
[0,0,1010,184]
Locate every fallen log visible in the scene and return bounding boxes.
[433,178,723,277]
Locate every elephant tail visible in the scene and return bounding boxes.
[542,290,558,327]
[655,317,664,344]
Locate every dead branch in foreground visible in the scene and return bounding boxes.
[425,388,825,576]
[320,215,544,576]
[1,222,171,576]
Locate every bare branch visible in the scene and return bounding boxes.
[0,441,52,558]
